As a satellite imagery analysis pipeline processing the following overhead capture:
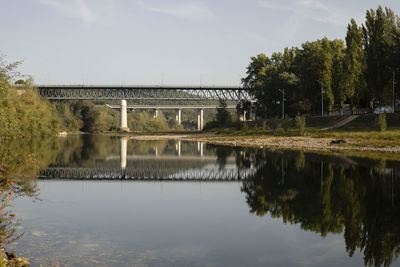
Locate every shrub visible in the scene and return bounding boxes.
[203,119,220,130]
[295,114,306,136]
[216,99,233,126]
[375,113,387,132]
[282,117,292,132]
[268,117,280,131]
[262,120,267,130]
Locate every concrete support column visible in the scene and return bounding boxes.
[119,136,128,170]
[175,109,182,125]
[119,99,129,132]
[153,108,159,118]
[197,109,204,131]
[197,141,204,157]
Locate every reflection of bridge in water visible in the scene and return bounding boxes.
[40,138,257,181]
[40,167,255,181]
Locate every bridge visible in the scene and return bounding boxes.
[37,85,249,101]
[39,167,255,181]
[36,85,251,131]
[39,138,257,181]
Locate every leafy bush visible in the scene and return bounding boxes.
[268,117,280,131]
[295,114,306,136]
[0,77,59,139]
[203,119,220,130]
[216,99,233,126]
[203,100,234,130]
[282,117,292,132]
[375,113,387,132]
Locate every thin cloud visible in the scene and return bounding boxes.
[139,1,212,19]
[36,0,97,24]
[258,0,357,27]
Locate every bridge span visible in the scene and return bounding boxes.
[39,138,257,181]
[36,85,251,131]
[37,85,249,101]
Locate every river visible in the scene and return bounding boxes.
[1,135,399,266]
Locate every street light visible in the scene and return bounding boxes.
[278,89,285,119]
[392,69,396,113]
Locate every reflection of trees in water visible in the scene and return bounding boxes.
[241,150,400,266]
[0,137,57,262]
[208,145,235,170]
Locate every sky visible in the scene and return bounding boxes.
[1,0,400,86]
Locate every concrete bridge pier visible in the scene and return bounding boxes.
[197,141,204,157]
[176,140,182,157]
[119,136,128,170]
[197,109,204,131]
[153,108,159,118]
[119,99,129,132]
[176,109,182,125]
[240,110,247,122]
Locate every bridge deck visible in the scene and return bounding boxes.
[34,85,251,101]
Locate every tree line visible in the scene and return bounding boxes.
[242,6,400,118]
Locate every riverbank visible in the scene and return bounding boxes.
[121,130,400,155]
[184,134,400,153]
[57,128,400,155]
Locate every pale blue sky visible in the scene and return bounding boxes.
[1,0,399,85]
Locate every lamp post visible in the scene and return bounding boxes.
[392,69,395,113]
[278,89,285,119]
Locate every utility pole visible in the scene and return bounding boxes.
[393,70,396,113]
[278,89,285,119]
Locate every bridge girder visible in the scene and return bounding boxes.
[37,85,251,101]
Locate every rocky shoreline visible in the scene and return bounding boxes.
[128,134,400,154]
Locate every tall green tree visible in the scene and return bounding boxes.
[330,39,346,113]
[344,19,366,114]
[320,38,334,113]
[362,6,397,108]
[294,39,334,114]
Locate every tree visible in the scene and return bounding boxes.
[294,39,334,114]
[330,39,346,113]
[344,19,366,114]
[320,38,334,114]
[216,99,233,126]
[362,6,397,108]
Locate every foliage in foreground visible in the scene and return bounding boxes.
[0,79,58,140]
[0,58,59,140]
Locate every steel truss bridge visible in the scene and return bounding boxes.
[40,167,256,181]
[37,85,251,101]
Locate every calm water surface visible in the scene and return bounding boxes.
[2,135,400,266]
